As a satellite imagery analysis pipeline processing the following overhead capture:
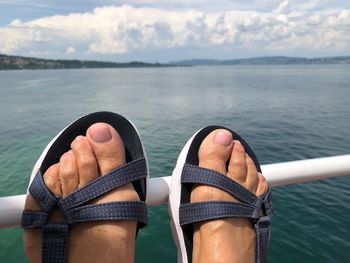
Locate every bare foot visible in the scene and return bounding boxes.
[23,123,140,263]
[191,129,269,263]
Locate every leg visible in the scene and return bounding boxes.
[191,130,269,263]
[23,123,139,263]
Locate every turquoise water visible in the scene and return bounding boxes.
[0,65,349,262]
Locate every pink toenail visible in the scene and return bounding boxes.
[89,124,112,143]
[214,130,232,146]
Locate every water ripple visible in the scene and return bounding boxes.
[0,65,350,262]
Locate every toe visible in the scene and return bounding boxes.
[43,164,62,196]
[86,123,126,176]
[24,164,61,211]
[192,129,234,203]
[228,140,247,183]
[256,173,268,196]
[198,129,233,175]
[59,150,79,197]
[245,155,259,193]
[71,136,98,188]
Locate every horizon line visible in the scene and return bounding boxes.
[1,53,350,64]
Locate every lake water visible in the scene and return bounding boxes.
[0,65,349,262]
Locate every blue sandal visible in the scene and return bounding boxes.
[169,126,273,263]
[21,111,148,263]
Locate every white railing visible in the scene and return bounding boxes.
[1,154,350,229]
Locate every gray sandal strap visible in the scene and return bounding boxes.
[29,170,59,212]
[182,164,258,205]
[21,112,149,263]
[21,211,49,228]
[179,201,255,226]
[64,201,148,225]
[42,223,69,263]
[255,216,271,263]
[59,158,147,211]
[22,158,148,263]
[261,189,273,216]
[180,164,273,263]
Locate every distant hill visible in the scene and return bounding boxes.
[0,54,173,70]
[1,54,350,70]
[170,56,350,66]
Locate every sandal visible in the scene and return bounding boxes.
[169,126,273,263]
[21,111,148,263]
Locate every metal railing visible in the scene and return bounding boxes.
[1,154,349,229]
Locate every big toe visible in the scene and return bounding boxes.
[86,123,126,176]
[198,129,233,174]
[191,129,234,203]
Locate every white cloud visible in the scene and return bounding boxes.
[275,0,291,14]
[0,4,349,58]
[66,46,76,54]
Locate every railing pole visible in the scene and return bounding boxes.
[1,155,350,228]
[0,195,26,228]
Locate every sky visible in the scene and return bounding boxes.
[0,0,349,62]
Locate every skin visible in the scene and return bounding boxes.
[23,125,268,263]
[191,129,268,263]
[23,123,139,263]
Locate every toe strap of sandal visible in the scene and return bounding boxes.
[58,158,147,211]
[64,201,148,226]
[180,164,273,263]
[21,168,60,230]
[182,164,259,205]
[28,169,60,212]
[21,157,148,263]
[22,170,67,263]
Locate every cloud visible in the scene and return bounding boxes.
[0,4,349,58]
[275,0,292,14]
[66,46,76,54]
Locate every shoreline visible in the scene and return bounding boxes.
[1,54,350,70]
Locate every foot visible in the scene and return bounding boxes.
[23,123,140,263]
[191,129,269,263]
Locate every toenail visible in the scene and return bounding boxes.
[89,124,112,143]
[214,130,232,146]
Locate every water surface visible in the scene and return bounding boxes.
[0,65,349,262]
